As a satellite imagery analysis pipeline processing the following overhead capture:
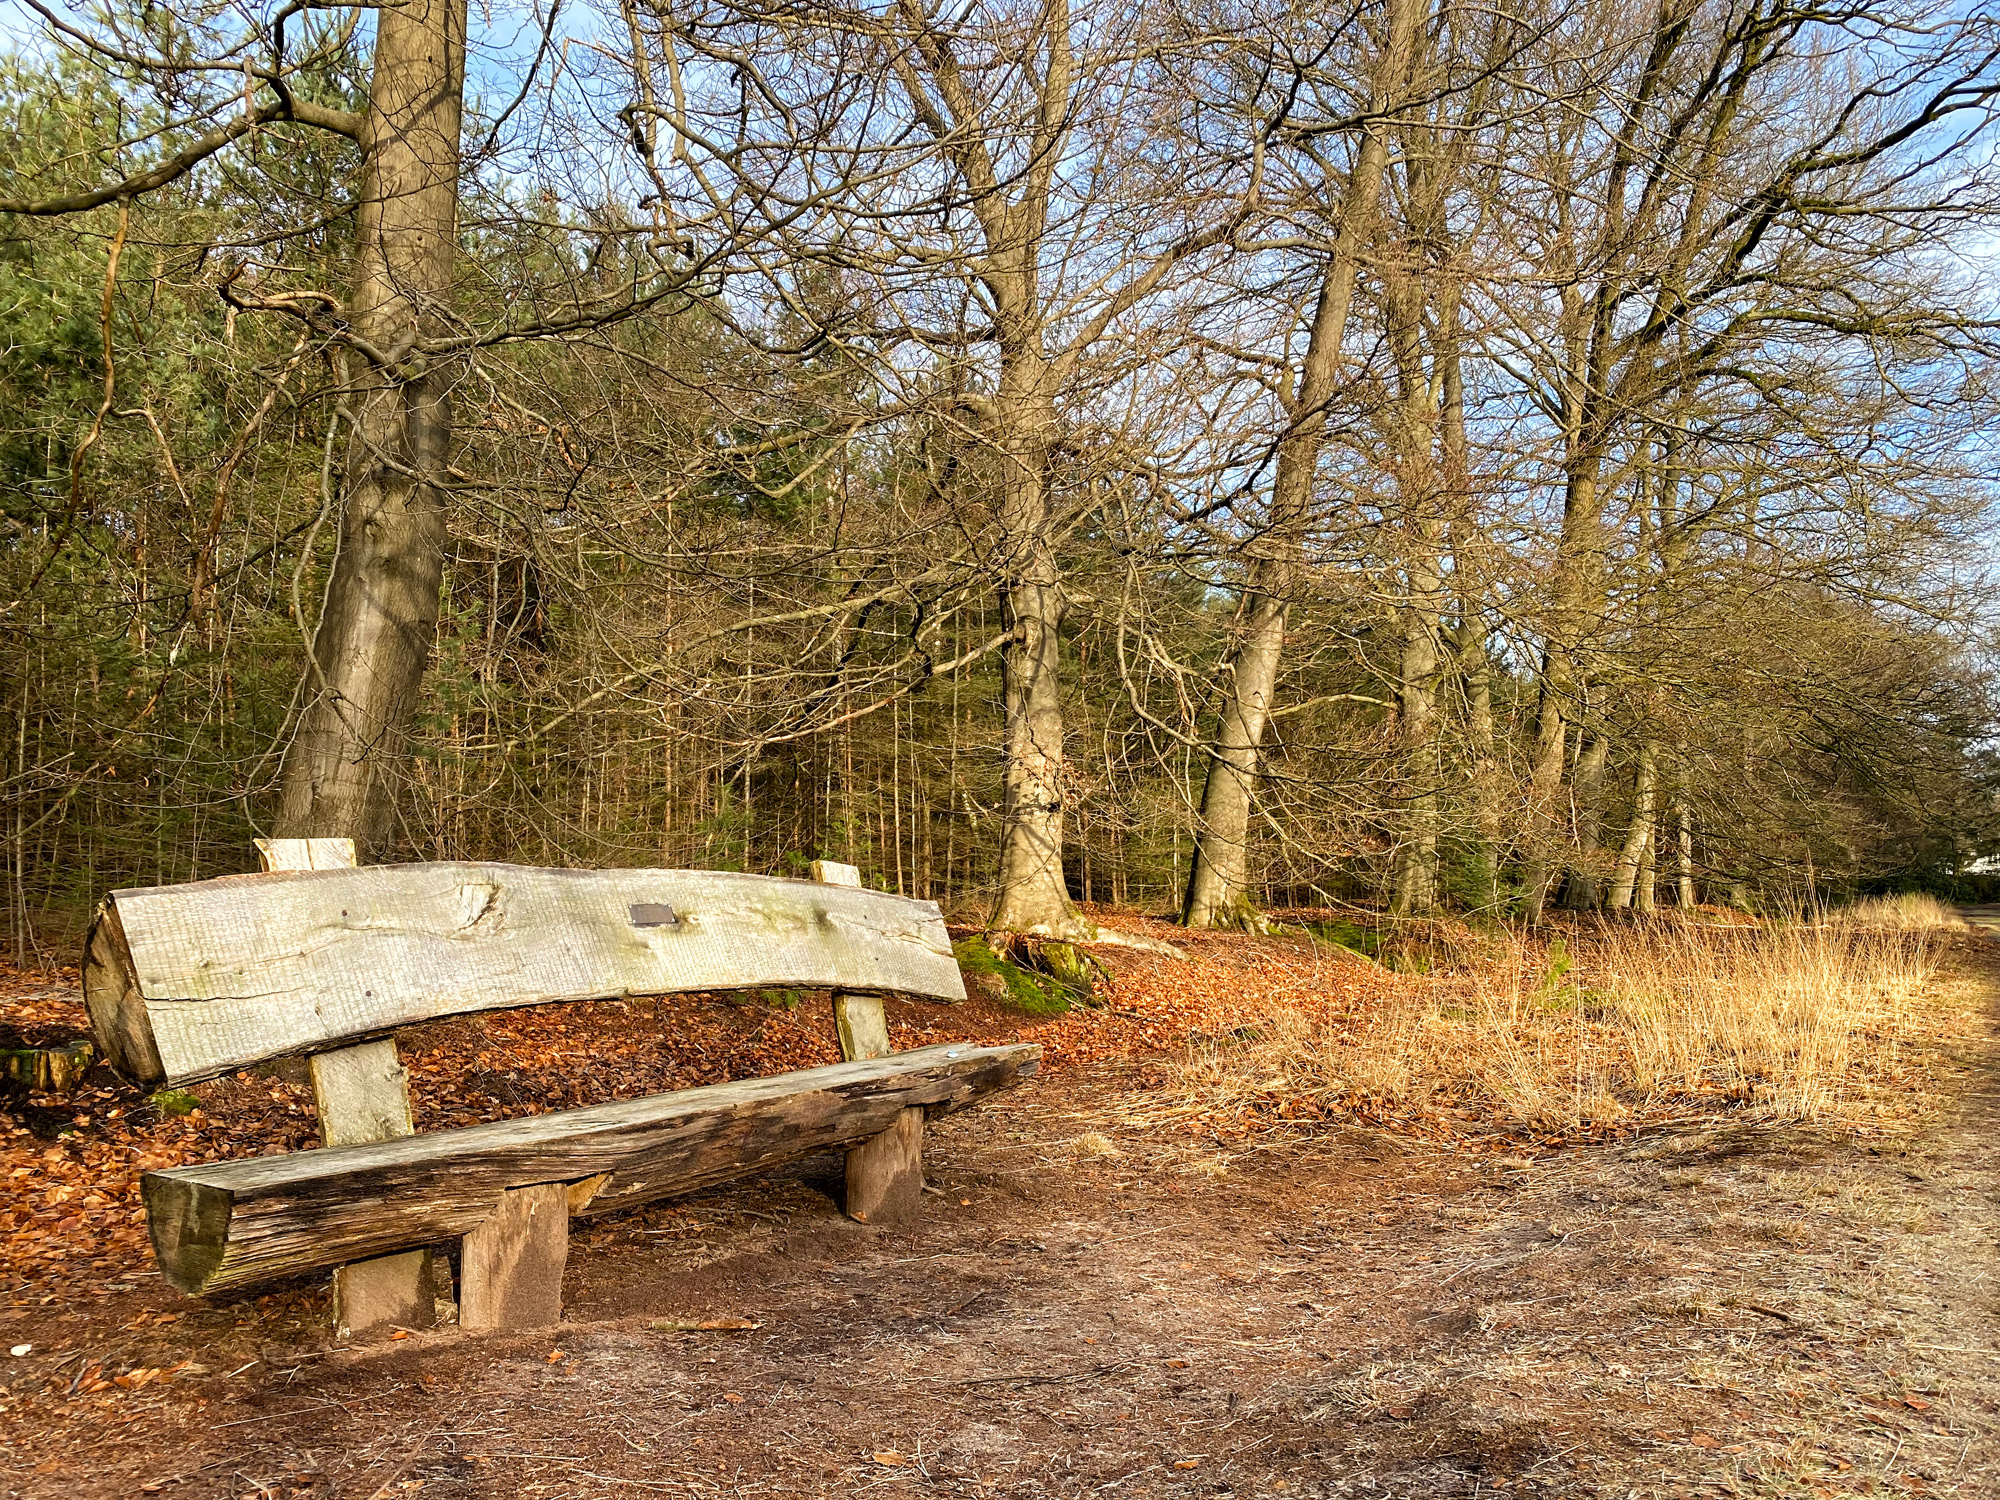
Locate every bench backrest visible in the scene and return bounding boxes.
[84,862,966,1085]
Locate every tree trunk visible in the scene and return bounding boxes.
[989,529,1083,936]
[1519,654,1567,922]
[277,0,467,854]
[1390,589,1441,917]
[1182,0,1422,929]
[1564,731,1609,909]
[1181,586,1286,931]
[1676,797,1696,908]
[1383,257,1443,918]
[1636,803,1658,913]
[988,362,1090,938]
[1607,742,1658,910]
[1455,613,1503,914]
[1521,446,1603,920]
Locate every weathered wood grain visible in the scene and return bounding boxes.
[259,838,434,1340]
[460,1183,568,1331]
[834,995,893,1062]
[845,1106,924,1225]
[84,863,967,1084]
[332,1252,435,1340]
[82,905,162,1082]
[142,1041,1037,1295]
[812,860,895,1062]
[309,1039,417,1149]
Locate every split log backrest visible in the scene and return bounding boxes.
[84,848,973,1336]
[84,857,966,1086]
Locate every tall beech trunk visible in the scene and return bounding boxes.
[1564,731,1609,909]
[1383,258,1443,918]
[1675,798,1696,907]
[277,0,467,853]
[1521,450,1603,919]
[1181,584,1289,930]
[1389,585,1441,916]
[1607,742,1658,909]
[1455,613,1502,912]
[988,361,1086,937]
[1183,0,1422,930]
[1636,804,1658,912]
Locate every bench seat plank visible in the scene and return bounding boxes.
[86,863,967,1084]
[143,1041,1038,1295]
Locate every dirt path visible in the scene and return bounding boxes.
[6,947,1999,1499]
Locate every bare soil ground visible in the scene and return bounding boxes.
[3,936,1997,1499]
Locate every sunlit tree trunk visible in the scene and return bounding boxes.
[1383,259,1444,917]
[1675,797,1697,908]
[277,0,468,854]
[1607,742,1658,910]
[1455,612,1503,913]
[1183,0,1423,929]
[1521,447,1602,920]
[988,355,1086,935]
[1564,730,1610,909]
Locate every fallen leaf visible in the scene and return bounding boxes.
[1384,1405,1416,1421]
[1689,1434,1720,1449]
[1902,1396,1932,1412]
[722,1392,744,1404]
[390,1330,412,1341]
[1174,1459,1200,1470]
[873,1452,905,1466]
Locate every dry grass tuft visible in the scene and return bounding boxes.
[1072,1131,1121,1159]
[1150,915,1949,1141]
[1590,919,1935,1118]
[1837,892,1968,931]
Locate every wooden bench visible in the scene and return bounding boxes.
[82,845,1038,1337]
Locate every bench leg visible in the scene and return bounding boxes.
[833,992,891,1062]
[267,833,436,1346]
[845,1106,924,1225]
[334,1249,434,1341]
[461,1182,569,1331]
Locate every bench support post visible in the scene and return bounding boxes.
[811,860,924,1223]
[845,1105,925,1224]
[333,1252,436,1340]
[461,1182,569,1331]
[811,860,893,1063]
[261,837,435,1341]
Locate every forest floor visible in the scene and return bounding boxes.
[1,914,1996,1498]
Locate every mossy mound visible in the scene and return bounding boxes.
[954,935,1075,1016]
